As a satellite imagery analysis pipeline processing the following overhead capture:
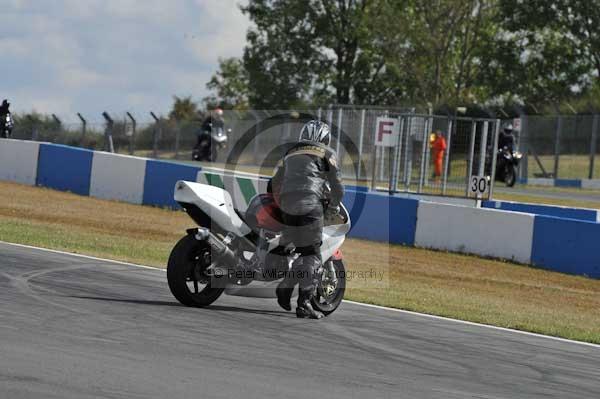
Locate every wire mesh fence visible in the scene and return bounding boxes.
[8,107,600,195]
[520,114,600,180]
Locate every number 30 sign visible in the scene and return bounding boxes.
[469,175,489,198]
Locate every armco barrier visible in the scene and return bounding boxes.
[483,200,600,223]
[523,177,600,189]
[90,152,147,204]
[143,160,201,208]
[36,144,93,196]
[532,216,600,278]
[415,201,535,264]
[0,139,41,185]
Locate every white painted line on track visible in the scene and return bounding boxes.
[2,240,599,349]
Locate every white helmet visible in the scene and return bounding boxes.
[299,120,331,146]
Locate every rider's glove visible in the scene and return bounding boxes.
[325,205,340,220]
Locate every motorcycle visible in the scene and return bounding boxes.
[192,127,229,162]
[167,180,349,316]
[495,146,522,187]
[1,113,13,138]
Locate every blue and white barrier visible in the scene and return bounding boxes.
[415,202,534,264]
[37,144,93,196]
[90,152,147,204]
[483,200,600,223]
[522,177,600,189]
[1,139,599,279]
[0,139,41,185]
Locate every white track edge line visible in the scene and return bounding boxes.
[2,240,598,349]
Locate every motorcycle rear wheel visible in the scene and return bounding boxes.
[312,259,346,316]
[167,234,224,307]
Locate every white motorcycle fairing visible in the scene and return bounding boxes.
[174,180,251,237]
[173,180,350,299]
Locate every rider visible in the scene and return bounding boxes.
[196,108,225,156]
[269,120,344,319]
[498,123,515,152]
[0,99,13,138]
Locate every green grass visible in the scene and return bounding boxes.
[1,180,600,343]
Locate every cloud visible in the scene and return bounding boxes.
[0,0,250,122]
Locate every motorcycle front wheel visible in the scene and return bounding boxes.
[312,259,346,316]
[167,234,224,307]
[505,165,517,187]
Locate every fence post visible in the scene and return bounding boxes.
[403,115,413,190]
[417,117,430,193]
[519,114,529,180]
[589,114,598,179]
[150,112,160,158]
[357,109,366,180]
[488,120,501,199]
[553,116,562,178]
[174,123,181,159]
[77,113,87,144]
[478,121,489,176]
[336,108,343,156]
[126,112,136,155]
[441,118,453,195]
[389,116,404,193]
[465,121,477,196]
[102,112,115,153]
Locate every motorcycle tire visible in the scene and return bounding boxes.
[167,234,224,307]
[312,259,346,316]
[505,165,517,187]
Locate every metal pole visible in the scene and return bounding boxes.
[390,116,405,192]
[488,120,501,199]
[77,113,87,145]
[404,115,413,190]
[174,124,180,159]
[519,114,529,179]
[357,109,366,180]
[465,121,476,197]
[417,118,430,193]
[553,116,562,178]
[336,108,343,156]
[478,121,489,176]
[441,119,453,195]
[589,114,598,179]
[150,111,160,158]
[102,112,114,153]
[370,142,379,191]
[126,112,136,155]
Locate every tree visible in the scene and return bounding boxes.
[168,96,199,121]
[204,57,249,110]
[478,0,599,105]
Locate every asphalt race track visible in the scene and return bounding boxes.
[1,242,599,399]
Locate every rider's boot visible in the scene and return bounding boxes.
[276,278,294,311]
[296,288,324,319]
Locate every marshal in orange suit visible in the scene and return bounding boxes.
[430,131,447,179]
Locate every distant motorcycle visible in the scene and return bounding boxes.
[1,113,13,138]
[192,127,229,162]
[495,146,522,187]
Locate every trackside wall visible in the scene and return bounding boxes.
[0,139,41,185]
[0,139,599,279]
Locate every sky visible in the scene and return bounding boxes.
[0,0,251,123]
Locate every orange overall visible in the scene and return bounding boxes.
[431,135,447,177]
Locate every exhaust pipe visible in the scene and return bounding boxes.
[193,227,237,265]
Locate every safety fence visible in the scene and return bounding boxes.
[10,108,600,190]
[1,138,599,279]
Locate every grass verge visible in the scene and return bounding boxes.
[1,180,599,343]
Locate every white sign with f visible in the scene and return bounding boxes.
[374,117,400,147]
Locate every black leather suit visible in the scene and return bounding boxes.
[270,141,344,296]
